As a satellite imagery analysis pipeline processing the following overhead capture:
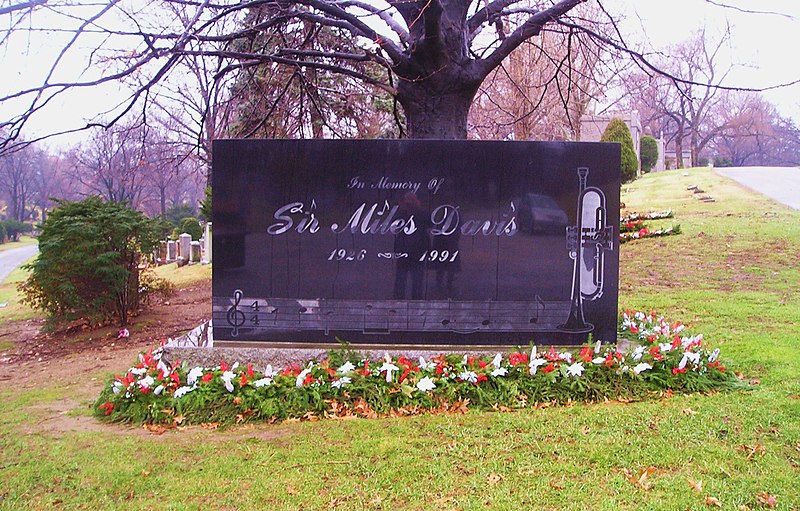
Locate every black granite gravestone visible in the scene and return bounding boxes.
[212,140,620,347]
